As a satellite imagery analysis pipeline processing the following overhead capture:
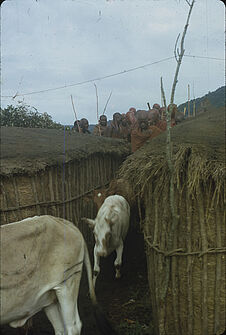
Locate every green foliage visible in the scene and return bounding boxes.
[0,103,64,129]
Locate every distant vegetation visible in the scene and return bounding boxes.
[178,86,225,115]
[0,103,64,129]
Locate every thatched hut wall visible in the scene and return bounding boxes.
[0,127,130,245]
[119,108,225,335]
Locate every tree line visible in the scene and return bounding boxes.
[0,103,64,129]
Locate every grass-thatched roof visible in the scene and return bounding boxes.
[0,127,130,176]
[120,106,225,335]
[119,106,225,200]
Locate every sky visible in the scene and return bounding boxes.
[1,0,225,125]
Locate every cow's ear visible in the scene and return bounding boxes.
[81,217,95,229]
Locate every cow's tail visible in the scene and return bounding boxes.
[84,243,118,335]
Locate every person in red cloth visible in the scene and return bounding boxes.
[119,113,131,141]
[107,112,123,138]
[131,110,162,152]
[126,107,137,130]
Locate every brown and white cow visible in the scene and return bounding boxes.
[0,215,117,335]
[82,195,130,288]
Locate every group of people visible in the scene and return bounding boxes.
[72,103,181,152]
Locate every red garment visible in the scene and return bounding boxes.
[149,125,163,139]
[156,120,176,131]
[156,120,167,131]
[131,126,162,152]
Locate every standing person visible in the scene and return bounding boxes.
[93,114,108,136]
[147,109,160,126]
[72,120,81,132]
[108,112,123,138]
[131,110,162,152]
[128,107,136,114]
[152,103,161,111]
[126,109,137,131]
[79,118,91,134]
[119,113,131,141]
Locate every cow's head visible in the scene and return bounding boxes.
[82,217,113,257]
[93,190,107,210]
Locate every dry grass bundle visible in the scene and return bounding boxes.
[118,108,225,335]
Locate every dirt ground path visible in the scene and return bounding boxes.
[1,225,153,335]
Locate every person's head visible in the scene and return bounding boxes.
[147,109,160,125]
[121,114,128,127]
[113,112,122,125]
[128,107,136,113]
[80,118,89,130]
[152,103,160,111]
[73,120,80,132]
[126,111,136,125]
[136,110,149,130]
[99,115,107,127]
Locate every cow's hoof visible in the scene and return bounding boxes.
[115,272,121,279]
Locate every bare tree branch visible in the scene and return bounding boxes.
[185,0,192,6]
[174,33,180,63]
[159,1,195,300]
[170,0,195,104]
[160,77,167,108]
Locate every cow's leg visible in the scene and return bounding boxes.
[44,303,64,335]
[114,240,124,279]
[54,273,82,335]
[93,245,100,288]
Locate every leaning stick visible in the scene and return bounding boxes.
[93,83,101,136]
[103,91,113,115]
[70,94,81,133]
[147,102,151,110]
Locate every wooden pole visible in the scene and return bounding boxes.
[147,102,151,110]
[188,84,190,117]
[192,80,196,117]
[193,99,196,117]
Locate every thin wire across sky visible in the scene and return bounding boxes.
[1,54,223,99]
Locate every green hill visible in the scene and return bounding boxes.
[178,86,225,115]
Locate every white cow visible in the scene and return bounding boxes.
[0,215,116,335]
[82,195,130,287]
